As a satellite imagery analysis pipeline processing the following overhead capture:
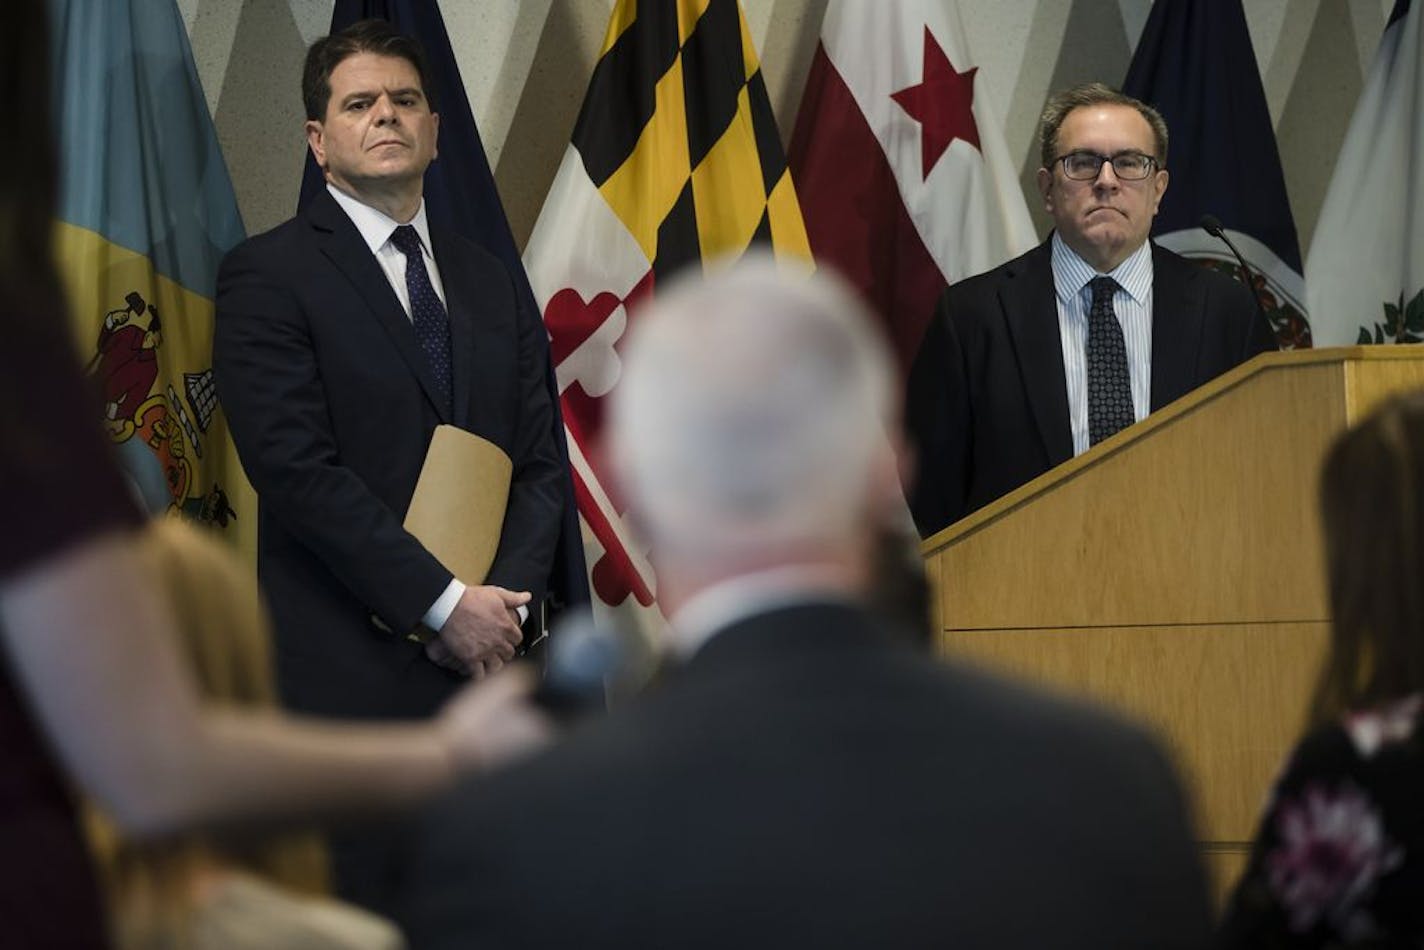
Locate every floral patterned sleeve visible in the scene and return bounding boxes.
[1216,697,1424,948]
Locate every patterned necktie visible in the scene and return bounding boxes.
[1086,275,1134,445]
[390,225,453,417]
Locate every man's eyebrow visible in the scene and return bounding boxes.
[338,86,425,105]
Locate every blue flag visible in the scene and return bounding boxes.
[50,0,256,553]
[300,1,589,618]
[1123,0,1308,348]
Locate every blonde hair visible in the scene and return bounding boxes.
[85,519,330,947]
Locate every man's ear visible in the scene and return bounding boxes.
[431,112,440,162]
[869,429,913,523]
[1151,168,1170,215]
[1036,166,1055,214]
[305,120,326,169]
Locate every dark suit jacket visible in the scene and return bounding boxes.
[906,239,1275,537]
[214,188,563,719]
[406,602,1211,949]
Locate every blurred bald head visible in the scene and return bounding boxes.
[609,255,899,593]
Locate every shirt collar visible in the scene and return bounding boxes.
[326,183,434,258]
[667,566,861,659]
[1050,232,1154,307]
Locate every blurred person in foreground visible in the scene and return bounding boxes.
[407,255,1211,949]
[1219,391,1424,947]
[0,4,546,946]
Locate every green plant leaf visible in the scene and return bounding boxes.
[1406,287,1424,333]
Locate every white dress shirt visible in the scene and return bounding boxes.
[327,185,524,632]
[1050,232,1154,456]
[328,183,448,315]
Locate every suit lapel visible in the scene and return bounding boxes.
[1001,244,1074,466]
[305,190,454,423]
[1149,243,1204,410]
[434,231,506,433]
[432,229,476,430]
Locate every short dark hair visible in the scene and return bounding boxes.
[1038,82,1169,171]
[302,19,436,122]
[1311,390,1424,724]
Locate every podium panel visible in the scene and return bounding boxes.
[924,348,1424,901]
[943,622,1328,838]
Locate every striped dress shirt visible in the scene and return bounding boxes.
[1051,233,1154,456]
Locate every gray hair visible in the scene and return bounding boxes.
[1038,82,1169,170]
[608,254,895,561]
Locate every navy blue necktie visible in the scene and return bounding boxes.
[1086,275,1134,445]
[390,225,453,417]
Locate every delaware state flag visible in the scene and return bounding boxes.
[50,0,254,553]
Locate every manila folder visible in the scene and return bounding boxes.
[404,424,512,584]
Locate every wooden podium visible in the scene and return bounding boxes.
[921,347,1424,899]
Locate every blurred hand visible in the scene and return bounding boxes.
[438,585,528,671]
[426,639,509,680]
[424,637,471,676]
[438,666,553,771]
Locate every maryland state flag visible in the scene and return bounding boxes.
[49,0,254,553]
[524,0,809,627]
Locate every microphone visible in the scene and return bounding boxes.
[532,609,657,720]
[1199,214,1273,353]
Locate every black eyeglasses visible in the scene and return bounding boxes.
[1055,150,1159,181]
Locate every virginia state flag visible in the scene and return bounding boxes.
[525,0,810,630]
[300,0,590,618]
[50,0,255,554]
[1306,0,1424,346]
[1122,0,1307,349]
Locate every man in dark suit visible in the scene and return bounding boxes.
[406,257,1212,949]
[907,83,1275,537]
[213,20,563,914]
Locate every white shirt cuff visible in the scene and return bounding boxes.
[424,580,531,631]
[424,578,466,632]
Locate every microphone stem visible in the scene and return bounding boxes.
[1204,223,1273,352]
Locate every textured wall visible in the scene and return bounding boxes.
[178,0,1393,255]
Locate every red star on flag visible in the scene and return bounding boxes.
[890,26,981,179]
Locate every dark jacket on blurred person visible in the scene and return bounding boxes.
[406,600,1212,950]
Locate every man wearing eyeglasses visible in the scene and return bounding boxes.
[906,83,1275,537]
